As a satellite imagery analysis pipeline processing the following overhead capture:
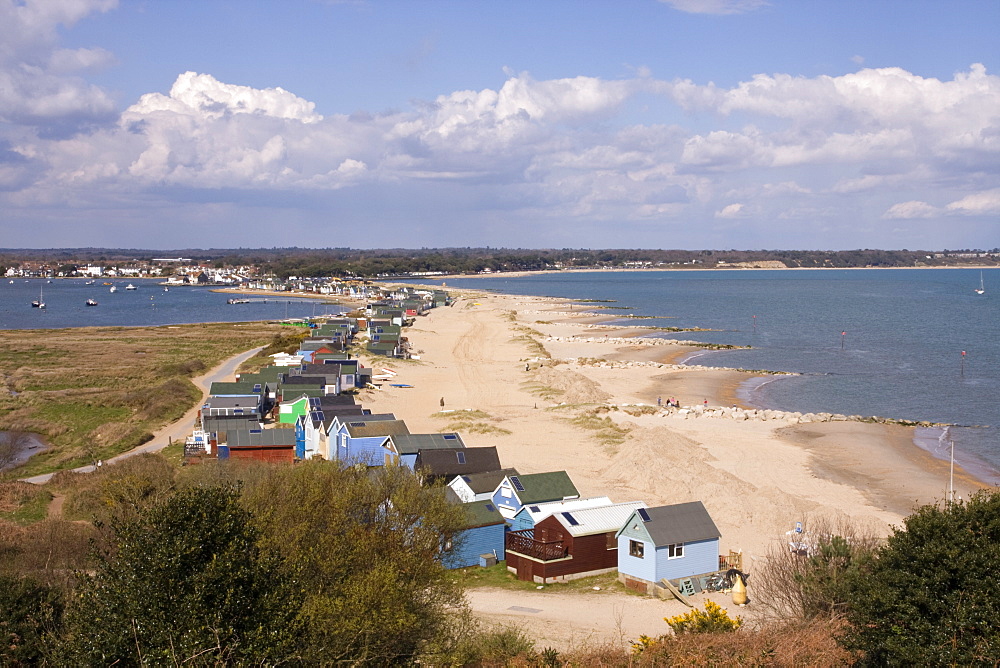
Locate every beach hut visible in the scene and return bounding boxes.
[448,468,520,503]
[491,471,580,519]
[442,499,506,569]
[506,501,646,583]
[615,501,721,594]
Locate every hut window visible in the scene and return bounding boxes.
[629,540,644,558]
[667,543,685,559]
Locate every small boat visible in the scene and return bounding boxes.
[32,283,44,308]
[109,285,117,293]
[8,280,13,284]
[86,299,98,306]
[102,282,112,285]
[227,298,251,304]
[975,271,985,295]
[163,287,169,292]
[125,283,137,290]
[85,280,95,285]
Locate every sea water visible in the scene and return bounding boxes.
[412,268,1000,483]
[0,278,344,330]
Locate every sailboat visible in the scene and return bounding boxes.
[32,283,45,309]
[975,271,985,295]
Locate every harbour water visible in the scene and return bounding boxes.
[0,278,345,330]
[412,268,1000,483]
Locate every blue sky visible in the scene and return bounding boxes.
[1,0,998,250]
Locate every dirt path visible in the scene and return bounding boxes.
[464,586,743,652]
[47,493,65,519]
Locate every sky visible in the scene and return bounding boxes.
[1,0,998,251]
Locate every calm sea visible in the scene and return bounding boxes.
[0,278,345,330]
[413,269,1000,484]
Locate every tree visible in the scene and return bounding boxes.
[61,486,301,665]
[241,461,467,664]
[843,490,1000,665]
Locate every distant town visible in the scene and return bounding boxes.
[2,247,998,284]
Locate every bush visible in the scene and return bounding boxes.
[60,486,300,664]
[753,516,880,620]
[0,575,64,666]
[843,490,1000,665]
[627,618,855,667]
[665,600,743,635]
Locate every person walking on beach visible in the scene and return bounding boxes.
[657,396,662,406]
[703,398,708,407]
[440,397,445,408]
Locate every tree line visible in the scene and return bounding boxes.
[3,247,998,280]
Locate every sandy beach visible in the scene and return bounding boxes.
[351,288,987,644]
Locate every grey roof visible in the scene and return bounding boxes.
[203,396,261,410]
[202,416,262,434]
[345,420,410,438]
[281,375,334,385]
[639,501,721,545]
[224,429,297,447]
[390,433,465,455]
[414,446,500,477]
[454,468,520,494]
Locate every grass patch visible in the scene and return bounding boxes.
[520,382,565,401]
[622,405,659,417]
[430,409,493,420]
[431,409,512,436]
[569,411,631,446]
[0,482,53,525]
[444,422,512,436]
[1,322,286,477]
[159,441,186,467]
[511,325,550,358]
[543,402,606,412]
[452,563,627,594]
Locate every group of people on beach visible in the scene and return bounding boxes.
[657,396,681,408]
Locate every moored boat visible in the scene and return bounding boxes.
[125,283,137,290]
[86,299,98,306]
[110,285,118,293]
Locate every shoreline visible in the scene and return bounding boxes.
[445,282,998,488]
[359,288,987,562]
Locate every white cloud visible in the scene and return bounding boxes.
[716,202,745,218]
[3,59,998,246]
[659,0,769,15]
[129,72,322,123]
[945,189,1000,216]
[882,201,939,219]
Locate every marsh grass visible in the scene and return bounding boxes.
[0,322,285,477]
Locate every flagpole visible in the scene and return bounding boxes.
[949,439,955,504]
